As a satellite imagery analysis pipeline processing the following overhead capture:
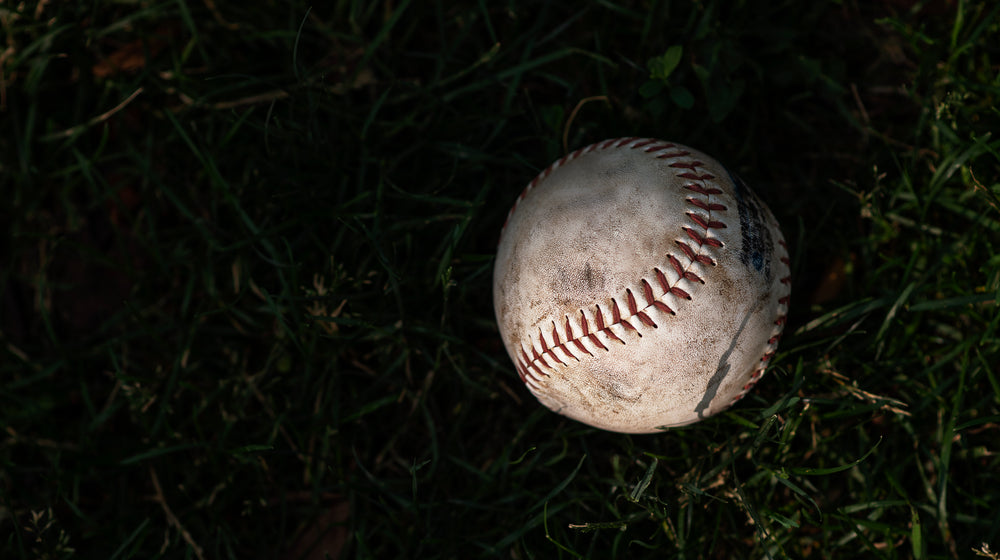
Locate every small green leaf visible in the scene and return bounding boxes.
[670,85,695,109]
[639,79,664,99]
[648,46,683,80]
[645,96,669,119]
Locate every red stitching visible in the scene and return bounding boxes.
[681,226,722,247]
[677,172,715,181]
[669,161,704,170]
[632,139,658,149]
[607,329,625,345]
[686,212,727,230]
[641,279,655,305]
[684,184,723,196]
[682,227,702,244]
[580,312,609,351]
[675,241,716,265]
[669,255,705,283]
[676,240,697,260]
[687,197,727,212]
[626,288,638,314]
[636,312,656,327]
[656,150,691,159]
[687,213,710,229]
[653,300,674,315]
[655,268,670,292]
[685,271,705,284]
[536,353,551,369]
[682,227,724,248]
[518,352,541,385]
[668,255,683,277]
[644,144,676,153]
[669,286,691,300]
[556,320,577,361]
[540,327,566,365]
[589,333,608,351]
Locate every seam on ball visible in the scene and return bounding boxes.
[509,138,730,388]
[727,239,792,405]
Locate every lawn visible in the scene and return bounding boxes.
[2,1,998,558]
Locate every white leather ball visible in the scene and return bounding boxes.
[493,138,791,433]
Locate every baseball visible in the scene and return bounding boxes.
[493,138,791,434]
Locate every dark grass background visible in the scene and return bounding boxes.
[2,1,999,558]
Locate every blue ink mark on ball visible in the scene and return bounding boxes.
[724,167,773,281]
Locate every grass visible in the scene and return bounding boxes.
[1,0,998,558]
